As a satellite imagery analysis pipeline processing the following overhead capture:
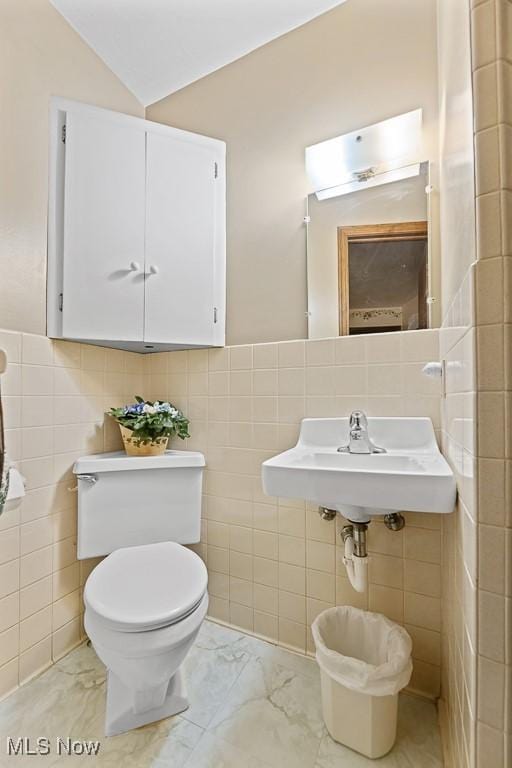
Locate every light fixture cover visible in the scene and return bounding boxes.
[306,109,423,199]
[315,163,421,201]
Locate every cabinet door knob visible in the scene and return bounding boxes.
[148,265,159,275]
[129,261,140,272]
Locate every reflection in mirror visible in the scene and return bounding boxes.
[306,163,431,339]
[341,221,428,335]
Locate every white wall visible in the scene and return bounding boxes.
[436,0,476,318]
[147,0,439,345]
[0,0,144,336]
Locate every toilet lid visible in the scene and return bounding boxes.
[84,542,208,632]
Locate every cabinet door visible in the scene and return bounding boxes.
[144,132,219,345]
[61,111,146,342]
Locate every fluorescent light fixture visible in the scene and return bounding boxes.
[316,163,421,201]
[306,109,423,199]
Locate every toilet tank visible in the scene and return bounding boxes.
[73,450,205,559]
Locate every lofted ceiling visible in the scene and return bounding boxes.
[50,0,348,107]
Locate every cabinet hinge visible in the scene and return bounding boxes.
[61,125,66,144]
[213,307,218,324]
[58,293,63,312]
[214,162,218,179]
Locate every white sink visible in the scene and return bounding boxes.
[262,417,456,522]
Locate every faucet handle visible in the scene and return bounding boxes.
[349,410,367,429]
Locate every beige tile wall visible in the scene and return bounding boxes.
[439,275,478,768]
[440,1,512,766]
[472,0,512,764]
[0,330,147,699]
[0,328,445,703]
[145,329,444,699]
[436,0,478,761]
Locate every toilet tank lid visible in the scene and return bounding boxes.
[73,450,205,474]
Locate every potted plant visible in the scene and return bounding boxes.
[109,396,190,456]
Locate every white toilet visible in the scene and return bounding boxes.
[73,450,208,737]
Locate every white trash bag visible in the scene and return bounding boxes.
[312,605,412,696]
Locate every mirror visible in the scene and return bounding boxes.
[306,162,432,339]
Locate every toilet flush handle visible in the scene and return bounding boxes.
[78,474,98,484]
[68,474,97,492]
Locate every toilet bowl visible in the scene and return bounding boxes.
[84,540,208,736]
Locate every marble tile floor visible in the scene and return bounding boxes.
[0,621,443,768]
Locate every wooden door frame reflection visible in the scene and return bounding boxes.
[337,221,428,336]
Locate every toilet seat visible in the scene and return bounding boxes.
[84,541,208,632]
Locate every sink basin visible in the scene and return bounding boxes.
[262,417,456,521]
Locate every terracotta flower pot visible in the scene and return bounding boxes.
[119,426,169,456]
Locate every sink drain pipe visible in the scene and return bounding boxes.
[341,523,368,593]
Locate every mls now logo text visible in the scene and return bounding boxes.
[6,737,101,757]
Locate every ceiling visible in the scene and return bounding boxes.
[50,0,348,107]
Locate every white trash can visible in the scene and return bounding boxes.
[312,606,412,759]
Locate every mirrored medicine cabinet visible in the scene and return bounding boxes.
[304,112,437,340]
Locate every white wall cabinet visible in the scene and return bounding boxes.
[48,99,225,352]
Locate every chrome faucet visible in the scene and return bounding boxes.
[338,411,387,454]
